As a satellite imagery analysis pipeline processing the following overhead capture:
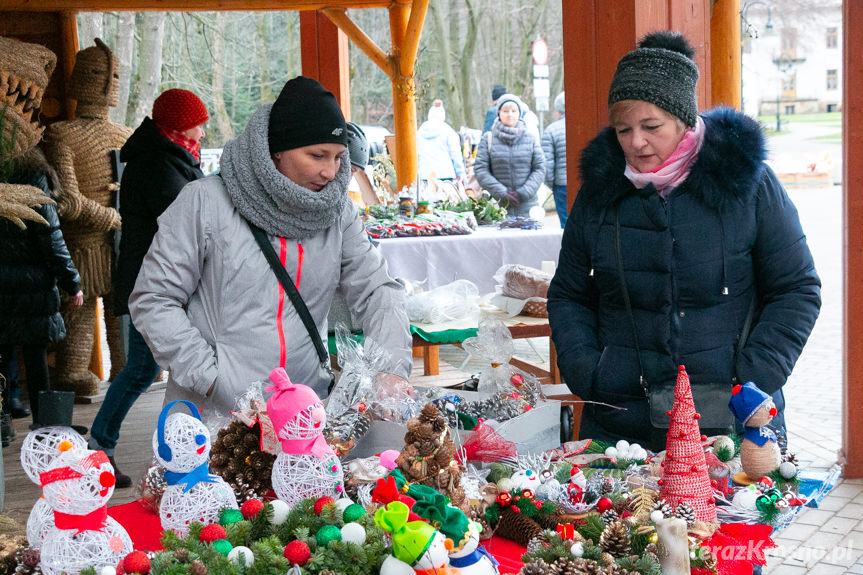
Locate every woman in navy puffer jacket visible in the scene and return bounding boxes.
[547,32,820,451]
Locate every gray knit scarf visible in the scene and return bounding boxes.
[492,118,526,146]
[221,104,350,239]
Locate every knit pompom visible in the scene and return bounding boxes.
[199,523,227,543]
[122,551,151,574]
[638,31,695,59]
[240,499,265,519]
[284,540,311,565]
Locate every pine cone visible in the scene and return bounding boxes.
[601,509,619,525]
[318,571,338,575]
[496,507,543,547]
[190,560,208,575]
[519,558,551,575]
[652,498,673,518]
[525,534,548,555]
[782,452,799,465]
[173,548,190,563]
[601,477,615,494]
[675,502,696,527]
[599,521,631,558]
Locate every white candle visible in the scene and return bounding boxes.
[655,517,690,575]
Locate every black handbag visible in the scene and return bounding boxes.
[247,221,336,394]
[613,208,756,430]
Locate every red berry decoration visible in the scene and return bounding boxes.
[240,498,265,519]
[200,523,227,543]
[313,496,335,515]
[123,551,151,575]
[596,497,614,513]
[284,540,311,566]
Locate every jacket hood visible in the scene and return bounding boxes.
[120,117,199,166]
[578,107,766,211]
[417,120,448,139]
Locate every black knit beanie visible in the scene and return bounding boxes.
[608,31,699,127]
[268,76,348,153]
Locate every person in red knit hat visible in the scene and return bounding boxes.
[88,88,208,487]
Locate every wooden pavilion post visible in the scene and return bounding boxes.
[843,0,863,479]
[710,0,741,108]
[300,10,351,117]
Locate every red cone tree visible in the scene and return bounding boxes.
[659,365,717,523]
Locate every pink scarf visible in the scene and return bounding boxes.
[624,116,705,196]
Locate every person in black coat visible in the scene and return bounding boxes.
[1,149,83,443]
[547,32,821,451]
[88,89,207,485]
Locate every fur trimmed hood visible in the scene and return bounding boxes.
[578,107,766,211]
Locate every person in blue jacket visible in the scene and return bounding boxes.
[547,31,820,451]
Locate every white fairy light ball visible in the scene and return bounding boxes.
[340,522,367,545]
[779,461,798,479]
[153,412,210,473]
[26,499,54,549]
[20,426,87,484]
[228,546,254,566]
[270,500,290,525]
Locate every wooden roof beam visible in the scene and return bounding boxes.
[322,7,392,79]
[1,0,391,11]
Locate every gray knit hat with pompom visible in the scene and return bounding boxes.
[608,31,699,127]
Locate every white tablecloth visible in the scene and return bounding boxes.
[376,226,564,294]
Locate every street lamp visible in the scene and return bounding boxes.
[740,1,774,114]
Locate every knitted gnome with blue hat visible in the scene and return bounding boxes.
[153,400,238,536]
[375,501,461,575]
[728,382,781,484]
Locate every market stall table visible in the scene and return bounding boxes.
[376,225,563,294]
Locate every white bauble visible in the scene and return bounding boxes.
[779,461,798,479]
[605,446,618,459]
[570,542,584,557]
[650,510,665,523]
[270,500,290,525]
[712,436,735,460]
[341,522,367,545]
[335,498,354,513]
[497,477,514,493]
[633,447,648,461]
[100,566,116,575]
[732,487,760,510]
[228,546,254,566]
[615,440,630,453]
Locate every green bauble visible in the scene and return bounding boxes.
[316,524,343,547]
[220,508,244,526]
[343,503,367,523]
[212,538,234,556]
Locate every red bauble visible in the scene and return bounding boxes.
[313,496,335,515]
[123,551,151,574]
[496,493,512,506]
[284,540,311,565]
[596,497,614,513]
[200,523,227,543]
[241,499,265,519]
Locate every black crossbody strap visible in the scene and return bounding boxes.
[247,222,335,393]
[615,207,648,397]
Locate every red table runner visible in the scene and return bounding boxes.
[109,501,526,573]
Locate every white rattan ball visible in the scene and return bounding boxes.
[271,452,344,506]
[153,412,211,473]
[41,449,116,515]
[41,518,132,575]
[279,403,326,440]
[20,426,87,484]
[160,479,238,538]
[26,498,54,549]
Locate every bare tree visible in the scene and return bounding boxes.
[255,13,276,104]
[78,13,104,47]
[210,12,235,141]
[111,12,136,125]
[129,12,166,126]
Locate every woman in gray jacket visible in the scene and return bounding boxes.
[130,77,412,415]
[474,94,546,218]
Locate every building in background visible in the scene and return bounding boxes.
[742,1,842,118]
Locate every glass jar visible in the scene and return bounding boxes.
[398,197,416,218]
[416,201,431,215]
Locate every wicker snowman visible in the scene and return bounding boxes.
[267,367,344,506]
[153,400,238,537]
[21,427,89,549]
[44,38,133,392]
[39,448,132,575]
[729,382,781,482]
[375,501,462,575]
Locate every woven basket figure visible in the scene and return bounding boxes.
[43,38,133,395]
[658,365,717,524]
[153,401,238,537]
[267,367,345,506]
[20,426,88,548]
[39,447,132,575]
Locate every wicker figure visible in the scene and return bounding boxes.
[44,39,132,394]
[729,382,782,482]
[396,403,468,512]
[39,447,132,575]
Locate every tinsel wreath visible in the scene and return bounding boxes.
[210,420,275,502]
